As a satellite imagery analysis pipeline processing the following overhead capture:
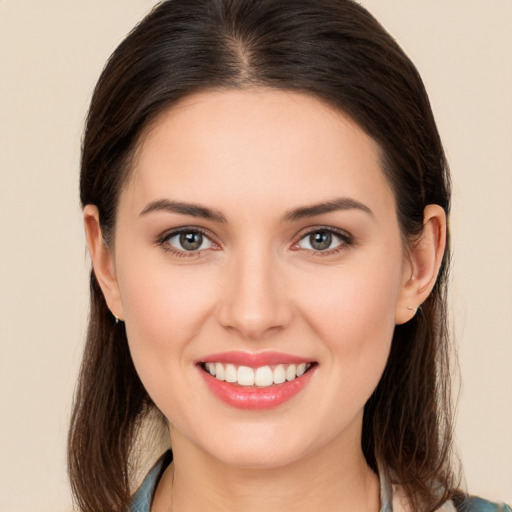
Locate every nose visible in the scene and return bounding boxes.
[217,247,293,340]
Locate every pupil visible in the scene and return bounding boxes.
[310,231,331,251]
[180,232,202,250]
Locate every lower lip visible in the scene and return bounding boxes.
[199,366,316,410]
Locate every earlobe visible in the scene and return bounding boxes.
[83,205,124,321]
[395,204,447,325]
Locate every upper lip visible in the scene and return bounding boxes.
[198,351,314,367]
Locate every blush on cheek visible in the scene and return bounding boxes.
[302,264,398,396]
[121,263,207,332]
[119,268,215,380]
[302,268,399,342]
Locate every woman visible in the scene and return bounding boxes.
[68,1,510,511]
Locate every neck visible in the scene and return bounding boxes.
[152,428,380,512]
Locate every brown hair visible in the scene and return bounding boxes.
[69,1,458,510]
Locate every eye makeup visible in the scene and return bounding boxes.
[154,224,355,260]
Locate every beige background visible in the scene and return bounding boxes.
[0,1,510,511]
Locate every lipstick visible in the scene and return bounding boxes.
[197,351,316,410]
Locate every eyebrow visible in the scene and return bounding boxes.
[139,197,373,223]
[283,198,374,222]
[139,199,227,223]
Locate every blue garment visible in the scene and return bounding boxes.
[129,450,510,512]
[454,498,512,512]
[130,451,172,512]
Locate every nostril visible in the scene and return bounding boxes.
[217,300,293,340]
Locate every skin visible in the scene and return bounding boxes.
[84,89,446,512]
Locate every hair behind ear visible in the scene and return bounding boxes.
[363,233,457,510]
[68,272,153,512]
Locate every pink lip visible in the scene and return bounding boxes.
[198,351,311,367]
[198,355,316,410]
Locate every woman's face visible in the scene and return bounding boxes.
[106,89,414,468]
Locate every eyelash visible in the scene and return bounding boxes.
[291,226,354,257]
[156,226,354,258]
[157,228,218,258]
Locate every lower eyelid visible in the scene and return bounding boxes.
[158,228,217,252]
[294,229,352,250]
[156,227,353,256]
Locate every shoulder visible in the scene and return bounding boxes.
[452,495,512,512]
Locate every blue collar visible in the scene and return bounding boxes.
[128,451,509,512]
[129,450,394,512]
[128,453,511,512]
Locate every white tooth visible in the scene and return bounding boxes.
[225,364,237,383]
[296,363,307,377]
[215,362,225,381]
[205,362,216,376]
[237,366,255,386]
[255,366,273,387]
[286,364,297,381]
[273,364,286,384]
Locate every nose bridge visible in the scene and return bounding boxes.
[218,239,291,339]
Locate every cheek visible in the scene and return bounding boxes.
[300,257,401,334]
[116,257,218,392]
[296,253,403,393]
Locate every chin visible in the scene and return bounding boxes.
[208,441,308,470]
[190,416,340,471]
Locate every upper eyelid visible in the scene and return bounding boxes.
[290,227,354,254]
[156,225,352,250]
[157,226,220,250]
[160,226,214,240]
[293,225,352,242]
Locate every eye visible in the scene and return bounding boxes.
[295,228,350,252]
[161,229,216,253]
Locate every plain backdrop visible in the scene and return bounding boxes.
[0,1,511,511]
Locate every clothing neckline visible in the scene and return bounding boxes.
[128,451,509,512]
[130,450,394,512]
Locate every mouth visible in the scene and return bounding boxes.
[197,353,317,410]
[199,361,315,387]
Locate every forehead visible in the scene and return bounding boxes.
[123,88,395,219]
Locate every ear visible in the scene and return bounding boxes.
[395,204,447,325]
[83,205,124,321]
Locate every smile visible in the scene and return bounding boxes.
[202,362,312,387]
[197,353,317,410]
